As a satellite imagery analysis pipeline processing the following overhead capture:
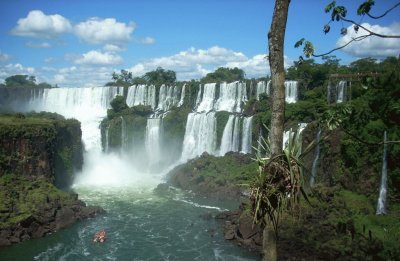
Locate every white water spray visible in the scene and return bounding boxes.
[376,131,388,215]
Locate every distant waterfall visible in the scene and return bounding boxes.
[310,128,321,187]
[28,86,122,151]
[219,115,238,156]
[178,84,186,107]
[327,81,332,104]
[376,131,388,215]
[215,81,247,113]
[196,83,216,112]
[241,116,253,154]
[157,85,181,111]
[145,118,162,164]
[285,81,298,103]
[126,84,156,109]
[104,126,110,153]
[336,81,347,103]
[181,112,217,161]
[121,116,128,150]
[256,80,271,100]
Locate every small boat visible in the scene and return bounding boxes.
[93,230,107,243]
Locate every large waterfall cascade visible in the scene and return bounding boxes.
[376,131,388,215]
[24,80,306,184]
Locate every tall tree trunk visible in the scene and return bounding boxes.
[268,0,290,157]
[264,1,290,260]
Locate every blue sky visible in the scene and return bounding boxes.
[0,0,399,87]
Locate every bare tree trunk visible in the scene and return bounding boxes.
[263,219,277,261]
[264,1,290,260]
[268,0,290,157]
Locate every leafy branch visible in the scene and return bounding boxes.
[295,1,400,59]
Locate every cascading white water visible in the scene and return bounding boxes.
[310,128,321,187]
[121,116,128,150]
[232,116,241,152]
[256,80,271,100]
[126,84,156,109]
[285,80,298,103]
[181,112,217,161]
[336,80,347,103]
[376,131,388,215]
[157,85,181,111]
[105,126,110,153]
[327,81,332,104]
[196,83,216,112]
[219,115,235,156]
[177,84,186,107]
[215,81,247,113]
[28,86,122,151]
[145,117,162,165]
[241,116,253,154]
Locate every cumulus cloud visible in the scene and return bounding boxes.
[336,22,400,58]
[0,50,10,62]
[127,46,279,80]
[74,18,135,44]
[136,37,155,45]
[11,10,72,38]
[103,44,125,52]
[127,46,251,80]
[0,63,36,83]
[73,50,123,65]
[52,66,112,87]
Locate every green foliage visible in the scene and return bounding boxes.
[0,174,78,229]
[201,67,245,83]
[110,95,128,113]
[3,74,55,88]
[144,67,176,86]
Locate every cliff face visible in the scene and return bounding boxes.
[0,113,83,188]
[0,113,103,247]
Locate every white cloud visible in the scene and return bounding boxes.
[52,66,112,87]
[127,46,275,80]
[103,44,125,52]
[26,41,52,48]
[337,22,400,58]
[73,50,123,65]
[0,63,36,83]
[74,18,135,44]
[0,50,10,62]
[136,37,155,45]
[11,10,72,38]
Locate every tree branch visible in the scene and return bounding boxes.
[339,15,400,38]
[366,2,400,19]
[312,34,369,57]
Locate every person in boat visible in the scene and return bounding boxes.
[93,230,107,243]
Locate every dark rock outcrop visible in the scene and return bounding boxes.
[0,113,103,247]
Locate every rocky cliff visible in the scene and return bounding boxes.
[0,112,103,247]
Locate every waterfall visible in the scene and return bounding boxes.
[181,112,217,161]
[310,128,321,187]
[104,126,110,153]
[327,81,332,104]
[232,116,240,151]
[219,115,235,156]
[145,117,162,165]
[196,83,216,112]
[241,116,253,154]
[126,84,156,109]
[336,80,347,103]
[157,85,181,111]
[285,81,298,103]
[376,131,388,215]
[120,116,128,150]
[178,84,186,107]
[28,86,122,151]
[215,81,243,112]
[256,80,271,100]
